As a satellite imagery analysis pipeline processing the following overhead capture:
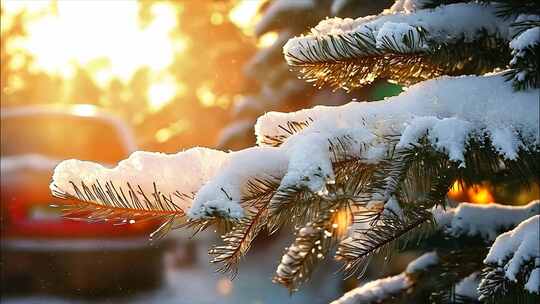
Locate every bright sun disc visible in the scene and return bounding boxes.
[7,1,180,81]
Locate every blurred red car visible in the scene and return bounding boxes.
[1,105,164,296]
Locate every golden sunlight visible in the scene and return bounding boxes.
[2,0,185,110]
[5,1,181,79]
[448,180,494,204]
[448,180,464,197]
[467,185,494,204]
[332,209,352,237]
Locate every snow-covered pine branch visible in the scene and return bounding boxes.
[429,201,540,302]
[256,73,538,165]
[51,72,539,288]
[331,252,439,304]
[48,1,539,299]
[507,14,539,90]
[52,73,539,225]
[331,274,412,304]
[435,200,540,240]
[283,1,539,90]
[479,215,540,300]
[50,148,228,238]
[333,203,540,304]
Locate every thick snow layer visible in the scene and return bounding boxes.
[307,17,368,36]
[332,251,439,304]
[405,251,438,273]
[52,74,539,220]
[455,272,480,299]
[510,27,540,53]
[399,116,474,163]
[280,132,335,193]
[509,25,540,80]
[421,117,472,163]
[284,3,510,64]
[256,74,539,165]
[441,201,539,240]
[489,127,523,160]
[330,274,411,304]
[51,148,229,212]
[525,268,540,294]
[188,147,288,219]
[484,215,540,283]
[199,130,337,216]
[375,22,426,51]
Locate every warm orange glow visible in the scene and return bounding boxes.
[448,180,494,204]
[467,185,495,204]
[257,31,279,48]
[332,209,352,237]
[228,0,264,35]
[447,180,464,200]
[2,1,183,88]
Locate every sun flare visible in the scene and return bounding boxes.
[2,0,185,110]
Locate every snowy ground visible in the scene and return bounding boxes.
[3,231,343,304]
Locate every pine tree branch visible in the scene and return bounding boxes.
[209,204,269,276]
[267,187,325,234]
[51,181,188,240]
[479,215,540,302]
[259,118,313,147]
[424,248,486,303]
[272,204,345,292]
[478,264,540,304]
[207,177,283,275]
[287,28,509,91]
[336,206,434,278]
[506,20,540,90]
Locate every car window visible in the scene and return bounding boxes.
[1,115,129,163]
